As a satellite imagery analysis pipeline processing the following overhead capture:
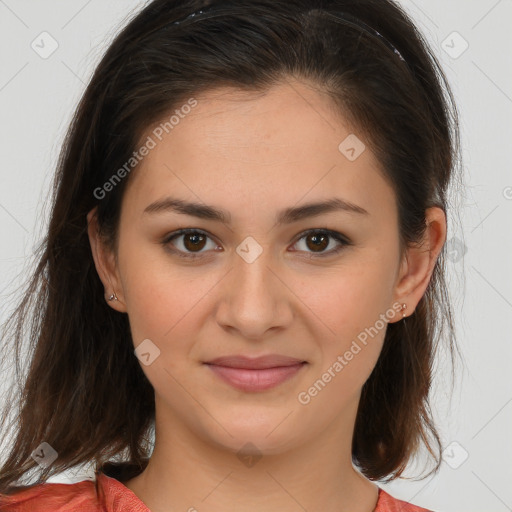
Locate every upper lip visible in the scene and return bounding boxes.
[204,355,306,369]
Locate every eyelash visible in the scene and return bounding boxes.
[161,228,352,260]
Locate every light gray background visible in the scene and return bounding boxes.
[0,1,511,511]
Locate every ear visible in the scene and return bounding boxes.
[87,207,127,313]
[389,207,447,323]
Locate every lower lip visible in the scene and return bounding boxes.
[205,363,307,392]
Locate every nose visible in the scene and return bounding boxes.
[214,246,294,340]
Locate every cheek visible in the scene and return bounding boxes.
[294,253,398,390]
[117,236,190,345]
[295,253,397,336]
[117,246,213,402]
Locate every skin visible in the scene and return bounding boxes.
[87,78,446,512]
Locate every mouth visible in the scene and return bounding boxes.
[203,355,308,392]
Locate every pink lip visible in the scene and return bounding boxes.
[205,354,306,369]
[203,355,307,392]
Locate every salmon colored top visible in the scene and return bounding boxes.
[0,471,433,512]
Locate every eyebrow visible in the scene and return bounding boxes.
[143,196,369,225]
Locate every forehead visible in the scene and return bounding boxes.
[124,79,396,221]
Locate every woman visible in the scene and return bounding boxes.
[0,0,461,510]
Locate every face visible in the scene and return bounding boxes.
[91,79,417,456]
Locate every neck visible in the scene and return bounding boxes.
[123,398,379,512]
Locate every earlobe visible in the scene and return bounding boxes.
[390,207,447,322]
[86,208,127,312]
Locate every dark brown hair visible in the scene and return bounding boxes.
[0,0,461,496]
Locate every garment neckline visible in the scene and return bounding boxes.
[98,471,385,512]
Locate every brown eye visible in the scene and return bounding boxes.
[163,229,218,258]
[304,232,329,252]
[292,229,350,257]
[182,232,207,252]
[163,228,350,260]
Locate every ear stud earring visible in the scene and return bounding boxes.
[401,303,407,318]
[107,292,118,302]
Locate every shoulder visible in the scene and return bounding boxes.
[0,477,100,512]
[0,472,149,512]
[375,488,435,512]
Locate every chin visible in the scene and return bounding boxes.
[199,412,305,457]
